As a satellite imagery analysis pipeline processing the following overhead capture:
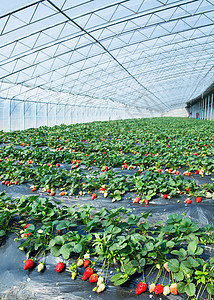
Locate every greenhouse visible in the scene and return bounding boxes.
[0,1,214,299]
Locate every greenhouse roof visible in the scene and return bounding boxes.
[0,0,214,112]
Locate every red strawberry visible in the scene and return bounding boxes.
[157,169,161,173]
[47,188,51,193]
[185,198,191,204]
[56,262,65,272]
[5,181,9,185]
[194,170,199,175]
[24,233,32,237]
[56,163,60,168]
[14,180,19,185]
[92,193,97,200]
[144,199,149,205]
[24,224,31,229]
[89,273,98,283]
[196,197,202,203]
[50,192,55,196]
[186,188,190,192]
[194,153,198,156]
[1,181,5,184]
[84,260,90,268]
[23,259,34,270]
[82,267,93,280]
[32,187,37,191]
[163,194,168,199]
[135,197,140,203]
[136,282,147,295]
[154,284,163,294]
[180,191,184,194]
[133,197,140,204]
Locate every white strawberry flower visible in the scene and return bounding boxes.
[84,253,90,259]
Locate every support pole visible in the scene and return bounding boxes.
[35,102,38,128]
[47,103,49,127]
[211,93,214,120]
[207,95,210,121]
[56,104,58,125]
[9,100,11,131]
[23,101,25,130]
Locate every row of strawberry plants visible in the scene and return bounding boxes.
[0,159,213,203]
[0,142,213,175]
[0,192,213,298]
[0,118,214,174]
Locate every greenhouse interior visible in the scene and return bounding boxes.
[0,0,214,299]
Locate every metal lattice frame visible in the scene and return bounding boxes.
[0,0,214,113]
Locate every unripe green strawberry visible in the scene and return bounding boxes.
[76,259,84,267]
[72,271,77,280]
[37,263,45,272]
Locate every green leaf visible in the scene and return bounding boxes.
[50,245,61,257]
[0,229,6,237]
[113,277,129,286]
[168,259,180,272]
[187,256,200,267]
[49,239,56,247]
[166,240,175,248]
[171,250,181,256]
[210,257,214,265]
[139,258,145,267]
[145,242,154,251]
[73,243,82,253]
[180,261,193,275]
[60,244,71,259]
[54,235,64,245]
[177,282,186,294]
[125,263,136,276]
[173,270,184,281]
[185,283,196,297]
[207,283,214,295]
[110,273,123,282]
[182,217,192,227]
[209,271,214,278]
[112,227,122,234]
[195,247,203,255]
[187,236,198,255]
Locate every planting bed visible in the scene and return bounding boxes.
[0,117,214,300]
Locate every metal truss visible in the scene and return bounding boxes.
[0,0,214,112]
